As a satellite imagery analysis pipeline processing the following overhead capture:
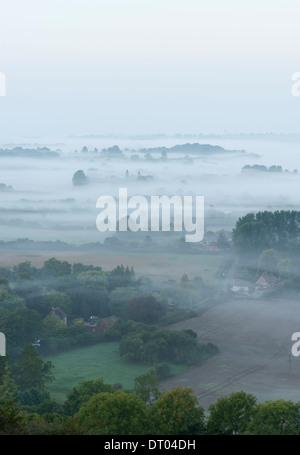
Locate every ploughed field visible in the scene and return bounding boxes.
[162,297,300,409]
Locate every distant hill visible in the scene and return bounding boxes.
[0,183,13,192]
[242,164,298,174]
[138,143,245,155]
[0,147,60,158]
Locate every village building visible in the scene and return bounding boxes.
[84,315,117,334]
[49,307,67,326]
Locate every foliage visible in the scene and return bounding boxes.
[119,324,218,365]
[107,286,138,317]
[246,399,300,435]
[16,387,53,409]
[207,391,257,435]
[125,295,165,324]
[134,369,161,406]
[16,344,54,391]
[258,249,278,274]
[42,258,72,277]
[232,210,300,254]
[72,169,88,186]
[63,378,115,415]
[0,307,42,351]
[0,399,25,434]
[0,363,18,401]
[76,390,148,435]
[149,387,205,435]
[23,412,82,435]
[153,362,171,379]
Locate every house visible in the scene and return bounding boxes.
[84,315,117,334]
[255,273,277,290]
[202,241,220,252]
[49,307,67,326]
[231,279,253,296]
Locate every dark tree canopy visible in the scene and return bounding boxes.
[232,210,300,254]
[72,170,88,186]
[125,295,164,324]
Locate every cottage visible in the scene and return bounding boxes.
[49,307,67,326]
[84,315,117,334]
[255,273,277,289]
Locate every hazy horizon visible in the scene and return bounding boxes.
[0,0,300,138]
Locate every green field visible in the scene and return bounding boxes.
[44,342,187,403]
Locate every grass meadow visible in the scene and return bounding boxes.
[44,341,187,403]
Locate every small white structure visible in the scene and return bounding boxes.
[231,279,252,296]
[0,332,6,356]
[0,73,6,97]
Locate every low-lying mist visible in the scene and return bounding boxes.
[1,135,300,244]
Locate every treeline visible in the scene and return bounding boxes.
[1,373,300,435]
[232,210,300,254]
[0,258,216,362]
[119,321,218,365]
[231,210,300,294]
[242,164,298,173]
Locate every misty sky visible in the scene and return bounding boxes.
[0,0,300,138]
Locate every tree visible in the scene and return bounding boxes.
[72,263,102,274]
[17,344,54,391]
[63,378,115,415]
[76,390,148,435]
[258,249,277,274]
[125,295,164,324]
[232,210,300,254]
[42,258,72,277]
[66,284,110,319]
[16,387,51,407]
[72,170,88,186]
[0,399,25,435]
[216,230,230,248]
[180,274,189,287]
[108,286,138,317]
[134,369,161,406]
[206,391,257,435]
[246,399,300,435]
[13,261,38,280]
[149,387,205,435]
[232,213,268,253]
[77,271,108,290]
[278,258,294,279]
[0,364,17,402]
[2,307,42,349]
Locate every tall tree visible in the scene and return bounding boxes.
[149,387,205,435]
[134,369,161,407]
[63,378,115,415]
[206,391,257,435]
[17,344,53,391]
[246,399,300,435]
[76,390,148,435]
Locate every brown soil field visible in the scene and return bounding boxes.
[0,249,224,282]
[162,297,300,410]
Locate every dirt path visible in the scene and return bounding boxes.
[161,297,300,409]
